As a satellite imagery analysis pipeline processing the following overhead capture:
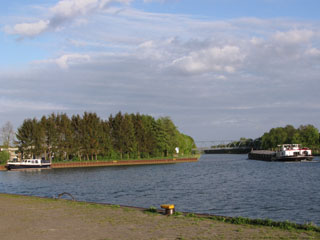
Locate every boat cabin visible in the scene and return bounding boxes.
[276,144,312,158]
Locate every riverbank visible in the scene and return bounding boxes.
[0,193,319,240]
[52,157,198,169]
[0,157,198,171]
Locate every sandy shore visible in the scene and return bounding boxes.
[0,193,319,240]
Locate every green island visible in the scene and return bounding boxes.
[0,193,319,240]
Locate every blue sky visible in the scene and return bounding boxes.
[134,0,320,20]
[1,0,320,142]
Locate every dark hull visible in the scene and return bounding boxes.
[275,156,314,162]
[6,165,51,170]
[248,151,276,161]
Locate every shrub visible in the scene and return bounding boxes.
[0,151,10,164]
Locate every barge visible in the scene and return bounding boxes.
[6,158,51,170]
[248,144,313,162]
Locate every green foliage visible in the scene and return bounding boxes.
[0,150,10,164]
[261,124,320,149]
[110,204,120,209]
[16,112,196,161]
[186,213,196,218]
[145,206,157,213]
[172,211,183,216]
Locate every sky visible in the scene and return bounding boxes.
[1,0,320,143]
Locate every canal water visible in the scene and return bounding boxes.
[0,154,319,225]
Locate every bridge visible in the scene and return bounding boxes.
[194,140,253,154]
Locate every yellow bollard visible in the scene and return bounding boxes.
[160,204,175,215]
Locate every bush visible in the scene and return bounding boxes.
[145,206,157,213]
[0,151,10,164]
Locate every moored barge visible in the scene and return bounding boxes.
[248,144,313,162]
[6,158,51,170]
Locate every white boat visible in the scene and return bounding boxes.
[275,144,313,161]
[248,144,313,161]
[6,158,51,170]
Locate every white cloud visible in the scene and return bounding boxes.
[5,0,131,37]
[51,0,100,18]
[5,20,49,36]
[0,98,68,113]
[305,48,320,57]
[50,0,131,18]
[2,6,320,139]
[171,45,245,74]
[273,29,314,44]
[35,54,91,69]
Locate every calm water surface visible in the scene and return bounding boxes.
[1,154,319,225]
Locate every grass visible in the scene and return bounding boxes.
[145,206,157,213]
[207,215,320,232]
[1,193,320,240]
[165,210,320,233]
[2,193,320,234]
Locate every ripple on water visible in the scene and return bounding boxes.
[0,154,319,225]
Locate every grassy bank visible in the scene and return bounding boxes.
[0,193,319,240]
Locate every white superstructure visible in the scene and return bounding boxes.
[6,158,51,170]
[276,144,312,158]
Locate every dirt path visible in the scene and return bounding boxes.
[0,194,319,240]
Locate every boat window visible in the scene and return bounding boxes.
[35,160,38,164]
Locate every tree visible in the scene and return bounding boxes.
[1,121,15,148]
[177,133,196,155]
[100,120,113,158]
[260,124,320,150]
[298,125,319,147]
[0,150,10,164]
[71,114,83,160]
[156,117,179,156]
[16,119,35,159]
[82,112,103,160]
[15,111,196,160]
[141,115,157,157]
[56,113,72,160]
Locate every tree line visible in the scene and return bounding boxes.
[260,124,319,149]
[228,124,320,150]
[15,112,196,161]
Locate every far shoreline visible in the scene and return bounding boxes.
[0,156,199,171]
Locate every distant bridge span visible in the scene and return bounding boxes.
[194,140,252,153]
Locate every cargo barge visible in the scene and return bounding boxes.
[248,144,313,162]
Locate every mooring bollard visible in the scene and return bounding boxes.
[160,204,175,215]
